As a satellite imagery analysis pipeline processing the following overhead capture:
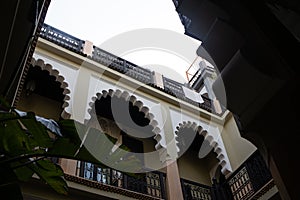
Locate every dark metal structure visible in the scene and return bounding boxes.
[173,0,300,199]
[0,0,51,106]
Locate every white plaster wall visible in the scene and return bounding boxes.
[33,46,255,176]
[221,115,257,172]
[177,151,212,185]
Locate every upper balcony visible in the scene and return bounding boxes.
[38,23,226,117]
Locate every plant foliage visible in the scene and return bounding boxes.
[0,102,142,199]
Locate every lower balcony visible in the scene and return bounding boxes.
[21,151,275,200]
[64,151,274,200]
[65,161,215,200]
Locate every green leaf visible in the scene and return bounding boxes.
[0,118,32,155]
[0,117,52,157]
[58,119,86,143]
[51,120,143,173]
[0,111,20,122]
[49,137,106,168]
[0,114,144,198]
[19,117,52,148]
[52,120,114,166]
[28,159,68,195]
[14,163,34,182]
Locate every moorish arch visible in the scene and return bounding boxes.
[85,89,165,153]
[30,57,71,119]
[175,121,231,175]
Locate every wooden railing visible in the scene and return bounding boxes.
[78,161,216,200]
[227,151,273,200]
[77,151,272,199]
[78,162,166,199]
[181,179,212,200]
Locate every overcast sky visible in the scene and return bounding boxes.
[45,0,201,82]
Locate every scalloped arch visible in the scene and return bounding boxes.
[31,57,71,119]
[86,89,164,151]
[175,121,231,175]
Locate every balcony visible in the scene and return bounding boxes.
[63,161,214,200]
[227,151,274,200]
[38,23,225,116]
[71,154,277,200]
[181,179,212,200]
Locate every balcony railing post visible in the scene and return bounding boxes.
[109,168,113,186]
[123,173,128,189]
[165,160,184,200]
[180,179,188,199]
[159,172,166,199]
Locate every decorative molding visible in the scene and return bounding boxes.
[175,121,232,175]
[86,89,165,152]
[31,57,71,119]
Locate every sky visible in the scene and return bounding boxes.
[44,0,202,82]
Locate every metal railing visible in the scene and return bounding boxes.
[40,24,84,54]
[163,77,215,113]
[92,46,153,84]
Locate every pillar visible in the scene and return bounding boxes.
[160,103,184,200]
[165,160,184,200]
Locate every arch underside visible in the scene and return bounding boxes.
[86,89,164,152]
[31,57,71,119]
[175,121,232,175]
